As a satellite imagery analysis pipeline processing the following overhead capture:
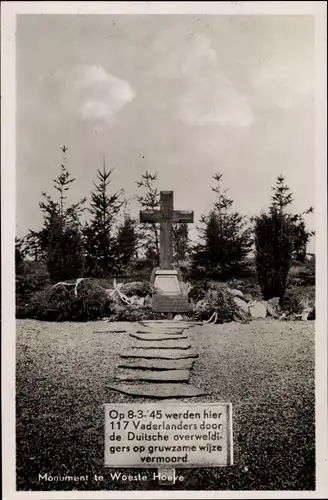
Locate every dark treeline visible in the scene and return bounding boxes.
[16,147,314,303]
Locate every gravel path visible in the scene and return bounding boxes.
[16,319,315,491]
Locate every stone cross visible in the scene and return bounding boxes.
[139,191,194,270]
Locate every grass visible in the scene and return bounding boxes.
[16,319,315,491]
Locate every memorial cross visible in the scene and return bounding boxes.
[139,191,194,270]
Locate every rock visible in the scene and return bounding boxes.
[233,297,249,313]
[115,369,190,382]
[174,314,183,321]
[228,288,244,298]
[267,297,281,309]
[118,358,195,370]
[107,383,206,398]
[265,301,279,318]
[249,301,267,319]
[265,297,281,318]
[120,348,198,359]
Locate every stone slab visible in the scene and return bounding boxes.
[115,369,190,382]
[118,358,195,370]
[94,330,127,334]
[107,383,206,398]
[139,321,193,328]
[133,340,191,350]
[138,323,185,329]
[136,329,184,335]
[120,349,198,359]
[130,332,188,341]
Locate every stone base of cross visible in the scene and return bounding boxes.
[140,191,194,314]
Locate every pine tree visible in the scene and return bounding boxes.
[136,171,160,266]
[270,175,314,262]
[115,214,137,273]
[84,158,124,277]
[254,209,293,302]
[191,173,252,281]
[270,175,293,214]
[173,222,190,264]
[23,231,43,262]
[30,147,86,282]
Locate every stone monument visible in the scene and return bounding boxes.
[140,191,194,314]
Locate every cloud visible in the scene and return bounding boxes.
[150,29,253,128]
[251,56,313,110]
[59,64,135,124]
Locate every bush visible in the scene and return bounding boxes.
[281,285,315,314]
[191,282,251,324]
[119,281,157,297]
[189,279,212,303]
[254,211,293,302]
[16,264,50,308]
[288,258,315,287]
[47,216,85,284]
[107,302,163,322]
[17,279,112,321]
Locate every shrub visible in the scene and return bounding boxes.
[119,281,157,297]
[281,285,315,314]
[47,216,85,283]
[16,264,50,310]
[192,283,250,324]
[254,210,293,302]
[189,279,212,303]
[17,279,112,321]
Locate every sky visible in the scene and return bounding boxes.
[16,14,315,251]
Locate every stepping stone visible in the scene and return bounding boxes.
[115,369,190,382]
[136,329,184,335]
[130,332,188,341]
[107,383,206,398]
[140,321,196,327]
[94,330,127,334]
[120,349,198,359]
[138,323,189,330]
[132,339,191,350]
[118,358,195,370]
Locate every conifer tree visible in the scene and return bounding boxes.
[136,171,160,266]
[270,175,293,214]
[115,214,137,273]
[30,147,86,282]
[173,222,190,264]
[254,209,293,302]
[270,175,314,261]
[84,158,123,277]
[192,173,252,280]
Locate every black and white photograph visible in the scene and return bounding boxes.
[1,1,327,498]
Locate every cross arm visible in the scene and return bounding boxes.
[172,211,194,223]
[140,210,162,223]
